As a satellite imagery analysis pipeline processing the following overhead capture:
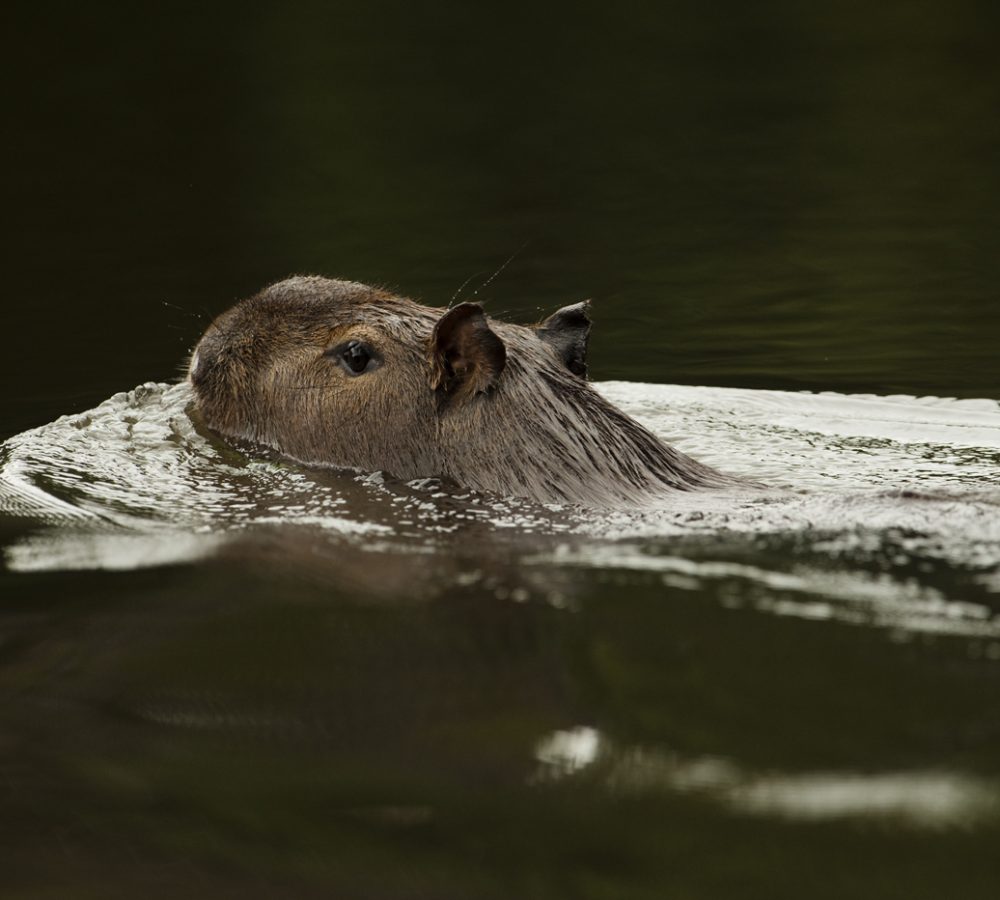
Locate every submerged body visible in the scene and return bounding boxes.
[188,276,733,507]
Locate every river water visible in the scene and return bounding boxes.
[3,1,1000,897]
[2,378,998,898]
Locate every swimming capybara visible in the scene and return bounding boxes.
[188,276,732,507]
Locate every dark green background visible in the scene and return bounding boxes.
[3,3,1000,898]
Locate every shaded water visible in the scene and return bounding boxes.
[3,2,1000,898]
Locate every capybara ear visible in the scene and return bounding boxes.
[429,302,507,398]
[537,300,591,379]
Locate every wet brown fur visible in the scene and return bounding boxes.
[188,276,733,508]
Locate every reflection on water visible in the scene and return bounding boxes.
[531,545,1000,638]
[534,727,1000,827]
[5,530,227,572]
[535,726,603,776]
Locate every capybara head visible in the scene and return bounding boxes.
[189,276,728,507]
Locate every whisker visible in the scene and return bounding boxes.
[162,299,245,348]
[161,300,210,323]
[468,240,530,303]
[449,271,487,308]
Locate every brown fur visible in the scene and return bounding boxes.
[188,276,734,507]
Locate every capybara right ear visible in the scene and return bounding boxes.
[537,300,591,379]
[429,303,507,399]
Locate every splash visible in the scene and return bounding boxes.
[1,380,998,632]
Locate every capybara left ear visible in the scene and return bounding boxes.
[537,300,591,379]
[429,303,507,398]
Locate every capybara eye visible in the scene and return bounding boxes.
[331,339,374,375]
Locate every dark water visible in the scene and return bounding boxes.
[3,3,1000,898]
